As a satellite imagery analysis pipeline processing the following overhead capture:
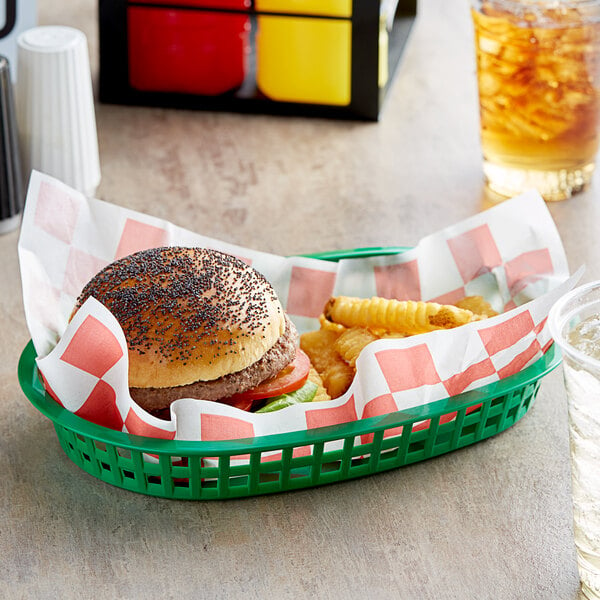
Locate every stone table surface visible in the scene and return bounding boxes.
[2,0,598,598]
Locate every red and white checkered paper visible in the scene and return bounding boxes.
[19,171,578,449]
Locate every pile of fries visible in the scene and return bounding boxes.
[301,295,498,401]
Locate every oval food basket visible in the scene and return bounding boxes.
[18,247,561,500]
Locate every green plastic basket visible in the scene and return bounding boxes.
[17,247,562,500]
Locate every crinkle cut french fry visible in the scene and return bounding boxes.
[300,328,354,399]
[324,296,474,335]
[318,313,346,334]
[334,327,378,367]
[454,295,498,318]
[321,362,354,399]
[307,366,331,402]
[428,306,474,329]
[300,328,342,373]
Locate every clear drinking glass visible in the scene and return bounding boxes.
[549,282,600,599]
[471,0,600,202]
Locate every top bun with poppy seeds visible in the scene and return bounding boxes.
[72,247,299,416]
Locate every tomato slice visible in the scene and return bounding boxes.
[219,395,255,412]
[222,349,311,409]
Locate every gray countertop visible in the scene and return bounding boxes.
[2,0,595,598]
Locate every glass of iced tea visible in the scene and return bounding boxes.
[471,0,600,201]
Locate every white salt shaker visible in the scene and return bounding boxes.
[16,26,101,197]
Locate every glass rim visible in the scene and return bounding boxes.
[471,0,600,20]
[548,280,600,371]
[471,0,600,6]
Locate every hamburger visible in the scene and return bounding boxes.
[72,246,312,419]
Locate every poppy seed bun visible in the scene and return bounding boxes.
[72,247,286,389]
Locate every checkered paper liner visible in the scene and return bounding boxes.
[19,171,577,452]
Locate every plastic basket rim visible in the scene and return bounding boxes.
[17,245,562,455]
